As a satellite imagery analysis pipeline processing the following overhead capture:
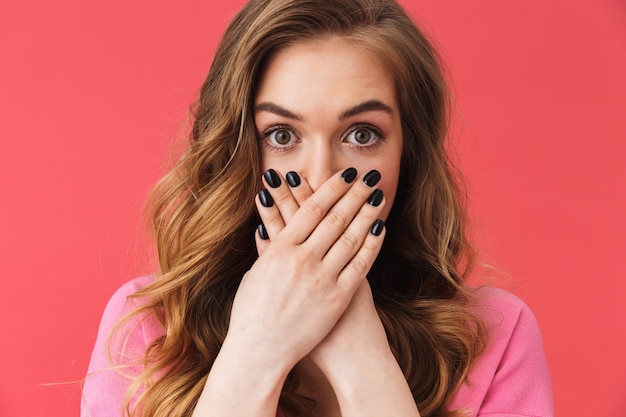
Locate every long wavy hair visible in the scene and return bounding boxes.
[115,0,486,416]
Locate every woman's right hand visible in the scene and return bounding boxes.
[192,168,385,417]
[246,169,419,417]
[224,167,386,373]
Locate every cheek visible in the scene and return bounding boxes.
[260,150,273,172]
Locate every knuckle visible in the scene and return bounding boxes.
[293,189,312,204]
[326,210,349,228]
[297,246,316,264]
[266,216,282,229]
[361,235,380,251]
[328,178,347,194]
[339,230,360,251]
[292,246,320,270]
[349,256,369,276]
[303,200,324,219]
[347,187,366,203]
[273,190,291,204]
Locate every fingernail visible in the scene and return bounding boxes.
[370,219,385,236]
[342,167,357,183]
[286,171,301,187]
[258,223,269,240]
[263,169,281,188]
[363,170,381,187]
[367,189,384,207]
[258,189,274,207]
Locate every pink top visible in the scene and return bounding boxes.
[81,276,554,416]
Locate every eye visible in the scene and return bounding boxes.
[352,128,373,144]
[261,125,299,152]
[344,124,384,149]
[271,129,293,145]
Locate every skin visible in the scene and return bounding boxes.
[254,36,403,220]
[192,37,419,417]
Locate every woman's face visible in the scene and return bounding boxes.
[254,36,403,220]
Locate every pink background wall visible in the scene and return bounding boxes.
[1,1,625,416]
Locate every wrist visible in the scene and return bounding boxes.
[323,345,400,389]
[219,334,295,383]
[193,339,292,417]
[326,350,419,417]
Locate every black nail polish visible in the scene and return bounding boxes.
[286,171,301,187]
[370,219,385,236]
[258,223,269,240]
[363,170,381,187]
[367,189,384,207]
[263,169,281,188]
[258,189,274,207]
[342,167,357,183]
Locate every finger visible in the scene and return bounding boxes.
[255,189,285,239]
[336,219,386,294]
[279,167,359,244]
[302,169,382,256]
[256,171,313,245]
[285,171,314,207]
[255,223,270,256]
[322,190,385,272]
[262,169,302,224]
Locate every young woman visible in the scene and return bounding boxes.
[81,1,553,416]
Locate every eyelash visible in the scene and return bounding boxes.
[344,123,385,151]
[260,124,299,153]
[260,123,385,153]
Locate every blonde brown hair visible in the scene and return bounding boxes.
[117,0,486,416]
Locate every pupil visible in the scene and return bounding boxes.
[275,130,290,145]
[355,129,371,144]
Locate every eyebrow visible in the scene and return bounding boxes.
[254,99,394,121]
[339,99,394,120]
[254,102,302,120]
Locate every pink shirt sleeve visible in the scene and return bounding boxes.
[81,276,161,417]
[449,287,554,417]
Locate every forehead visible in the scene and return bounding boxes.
[254,36,398,111]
